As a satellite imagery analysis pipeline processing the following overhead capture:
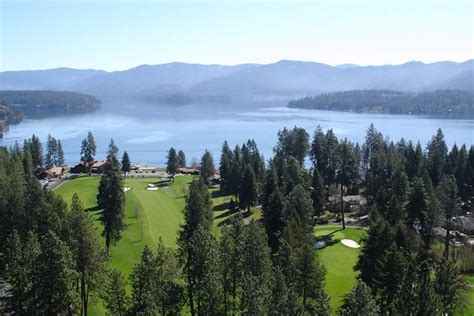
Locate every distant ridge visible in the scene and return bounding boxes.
[1,60,472,102]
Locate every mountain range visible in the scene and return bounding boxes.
[1,60,472,103]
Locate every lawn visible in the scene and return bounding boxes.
[55,175,261,315]
[314,225,367,313]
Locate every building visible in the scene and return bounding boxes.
[70,160,110,174]
[328,194,364,212]
[177,167,200,175]
[34,166,65,179]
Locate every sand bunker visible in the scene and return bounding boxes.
[123,187,131,192]
[147,184,158,191]
[341,239,360,248]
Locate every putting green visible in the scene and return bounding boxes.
[314,226,367,313]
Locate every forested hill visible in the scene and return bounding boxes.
[288,90,474,116]
[0,101,23,138]
[0,90,101,117]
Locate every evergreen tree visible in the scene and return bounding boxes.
[101,269,129,316]
[130,246,159,314]
[45,134,58,168]
[426,128,448,186]
[30,134,44,167]
[229,145,243,198]
[437,175,461,258]
[274,126,310,167]
[262,186,285,252]
[35,230,79,314]
[311,167,326,217]
[219,141,233,195]
[240,221,274,314]
[188,225,222,315]
[57,139,65,166]
[177,177,213,316]
[293,243,331,315]
[69,193,105,316]
[339,280,379,316]
[4,231,41,314]
[269,267,303,315]
[434,257,465,315]
[177,150,187,168]
[337,139,359,229]
[200,149,215,186]
[239,164,258,211]
[282,185,314,249]
[81,131,97,175]
[120,151,131,176]
[166,147,179,181]
[98,142,126,255]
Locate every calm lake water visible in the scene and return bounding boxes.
[1,100,473,166]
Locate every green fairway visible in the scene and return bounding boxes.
[55,175,261,315]
[314,226,367,313]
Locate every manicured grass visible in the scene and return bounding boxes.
[314,225,367,313]
[456,274,474,316]
[55,175,261,315]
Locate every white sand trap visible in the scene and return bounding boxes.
[147,184,158,191]
[313,240,327,249]
[341,239,360,248]
[123,187,131,192]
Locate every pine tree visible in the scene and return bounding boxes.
[311,167,326,217]
[437,175,461,258]
[240,221,274,314]
[188,225,222,315]
[219,141,233,195]
[239,164,257,211]
[229,145,242,198]
[120,151,131,176]
[177,150,187,168]
[30,134,44,167]
[57,139,65,166]
[101,269,130,316]
[99,142,126,255]
[339,280,379,316]
[293,243,331,315]
[269,267,303,315]
[262,186,285,252]
[4,231,41,314]
[69,194,105,316]
[35,230,79,314]
[434,257,465,315]
[337,139,359,229]
[130,246,159,314]
[81,131,96,175]
[200,149,215,186]
[166,147,179,181]
[282,185,314,249]
[177,177,213,316]
[426,128,448,186]
[45,134,58,168]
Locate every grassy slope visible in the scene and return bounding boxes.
[55,175,261,315]
[314,226,367,313]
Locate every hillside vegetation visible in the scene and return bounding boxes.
[288,89,474,116]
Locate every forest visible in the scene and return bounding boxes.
[0,100,23,138]
[288,89,474,116]
[0,90,101,117]
[0,124,473,315]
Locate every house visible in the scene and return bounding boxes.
[70,162,89,174]
[70,160,110,174]
[328,194,364,212]
[177,167,200,175]
[44,167,65,178]
[91,160,109,174]
[210,174,221,185]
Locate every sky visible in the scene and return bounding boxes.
[0,0,473,71]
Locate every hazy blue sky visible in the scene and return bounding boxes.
[0,0,472,71]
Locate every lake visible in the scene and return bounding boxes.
[1,100,473,166]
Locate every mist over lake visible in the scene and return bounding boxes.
[1,100,473,166]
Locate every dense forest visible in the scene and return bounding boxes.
[288,89,474,116]
[0,90,101,117]
[0,100,23,138]
[0,125,473,315]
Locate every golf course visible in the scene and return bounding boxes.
[56,175,366,314]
